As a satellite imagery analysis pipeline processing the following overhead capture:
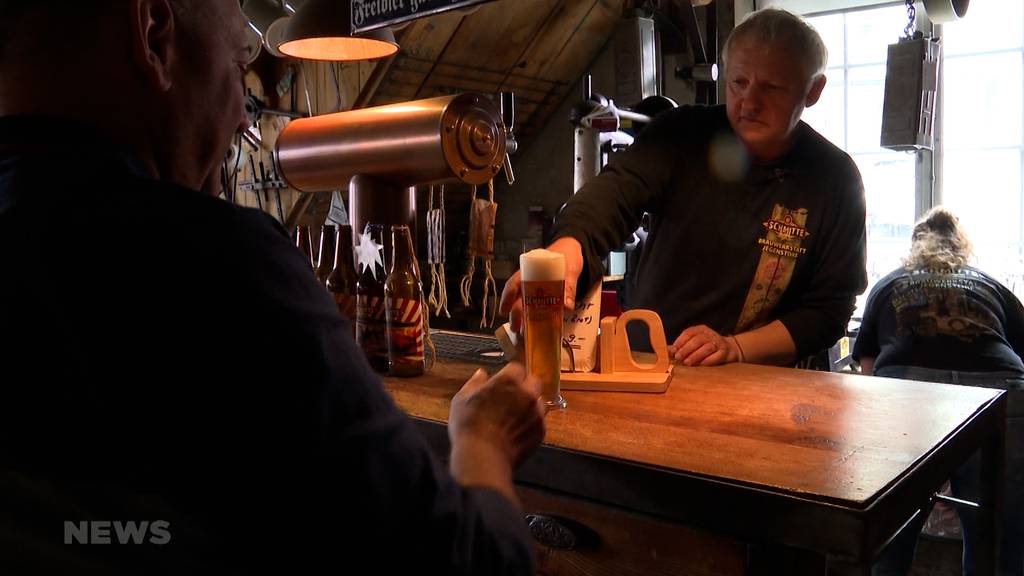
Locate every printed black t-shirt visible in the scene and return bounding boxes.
[854,266,1024,374]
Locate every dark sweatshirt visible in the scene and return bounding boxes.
[0,115,532,575]
[855,265,1024,375]
[554,105,867,358]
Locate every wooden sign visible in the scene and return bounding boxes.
[351,0,496,33]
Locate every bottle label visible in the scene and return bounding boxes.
[386,297,424,367]
[356,294,388,368]
[333,292,356,320]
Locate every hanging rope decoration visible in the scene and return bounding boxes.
[479,179,499,329]
[459,180,499,328]
[426,185,451,318]
[458,189,476,308]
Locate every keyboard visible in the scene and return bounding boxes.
[431,330,506,366]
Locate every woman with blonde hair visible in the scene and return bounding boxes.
[854,206,1024,575]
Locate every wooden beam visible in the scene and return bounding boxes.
[500,0,599,88]
[411,0,559,101]
[352,57,396,109]
[514,0,624,141]
[429,0,561,70]
[363,11,467,106]
[533,0,623,83]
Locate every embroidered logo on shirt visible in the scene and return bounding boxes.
[756,213,810,259]
[735,205,810,333]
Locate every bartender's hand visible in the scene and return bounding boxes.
[669,325,741,366]
[499,236,584,332]
[448,363,546,503]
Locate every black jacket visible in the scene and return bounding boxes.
[0,115,532,575]
[554,105,867,357]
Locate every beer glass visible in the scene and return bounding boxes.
[520,249,566,409]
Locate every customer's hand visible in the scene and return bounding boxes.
[499,237,584,332]
[448,362,544,475]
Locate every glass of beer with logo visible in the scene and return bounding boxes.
[520,249,566,409]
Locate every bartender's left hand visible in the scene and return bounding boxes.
[669,325,740,366]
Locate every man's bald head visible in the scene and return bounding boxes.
[0,0,251,192]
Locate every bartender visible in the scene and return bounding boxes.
[501,7,866,367]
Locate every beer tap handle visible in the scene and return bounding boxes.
[499,92,516,186]
[503,153,515,186]
[500,92,515,133]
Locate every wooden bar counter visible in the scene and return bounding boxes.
[382,359,1007,575]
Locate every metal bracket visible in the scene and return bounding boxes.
[932,492,981,510]
[238,179,289,193]
[657,0,719,104]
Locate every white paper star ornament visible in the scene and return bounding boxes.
[355,225,385,280]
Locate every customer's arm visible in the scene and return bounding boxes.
[237,210,543,575]
[448,364,545,506]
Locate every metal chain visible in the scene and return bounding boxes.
[904,0,917,39]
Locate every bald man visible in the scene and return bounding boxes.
[0,2,543,573]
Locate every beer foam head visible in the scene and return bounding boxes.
[520,249,565,281]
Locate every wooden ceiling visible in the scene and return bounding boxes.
[357,0,628,141]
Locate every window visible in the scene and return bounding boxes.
[801,4,917,316]
[940,0,1024,295]
[768,0,1024,314]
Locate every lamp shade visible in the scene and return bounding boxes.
[277,0,399,62]
[243,24,263,64]
[922,0,969,23]
[263,16,291,58]
[244,0,304,58]
[243,0,288,38]
[242,0,284,57]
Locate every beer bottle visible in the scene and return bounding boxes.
[385,225,425,377]
[327,224,358,322]
[355,223,389,372]
[315,224,336,286]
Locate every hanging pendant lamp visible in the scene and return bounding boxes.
[277,0,399,62]
[242,0,290,58]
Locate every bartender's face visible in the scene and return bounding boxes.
[725,37,825,162]
[168,0,251,191]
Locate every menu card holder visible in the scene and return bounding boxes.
[560,309,673,393]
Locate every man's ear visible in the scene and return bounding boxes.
[129,0,176,92]
[805,74,827,108]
